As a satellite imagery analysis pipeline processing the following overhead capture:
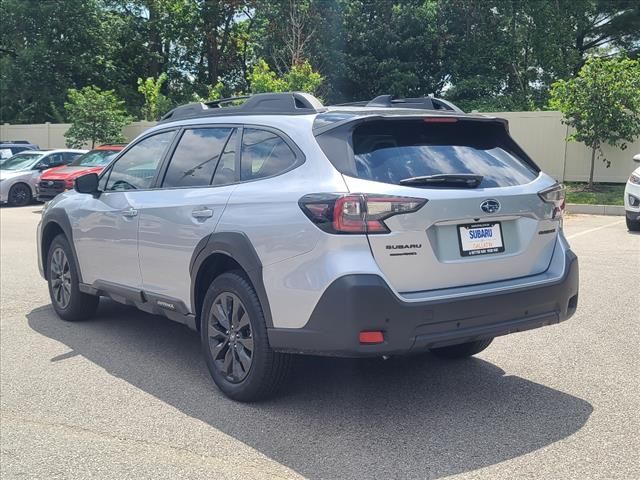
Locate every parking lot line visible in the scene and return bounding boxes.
[566,218,625,240]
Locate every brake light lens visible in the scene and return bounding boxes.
[538,184,565,219]
[299,194,427,234]
[423,117,458,123]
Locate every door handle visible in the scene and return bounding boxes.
[192,208,214,220]
[122,207,138,218]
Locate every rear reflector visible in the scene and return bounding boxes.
[359,331,384,344]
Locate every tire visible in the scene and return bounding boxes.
[46,234,99,321]
[626,217,640,232]
[430,338,494,359]
[200,271,292,402]
[8,182,32,206]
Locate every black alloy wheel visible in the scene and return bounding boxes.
[8,183,32,206]
[208,291,255,383]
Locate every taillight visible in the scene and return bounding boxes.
[299,194,427,234]
[64,178,75,189]
[538,184,565,219]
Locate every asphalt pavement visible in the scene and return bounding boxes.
[1,206,639,479]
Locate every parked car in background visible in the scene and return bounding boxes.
[0,149,87,206]
[37,144,125,201]
[624,153,640,231]
[0,140,40,162]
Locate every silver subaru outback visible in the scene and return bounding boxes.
[37,92,578,401]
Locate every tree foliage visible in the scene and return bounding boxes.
[248,59,322,95]
[64,86,132,148]
[1,0,639,122]
[549,57,640,187]
[138,73,170,120]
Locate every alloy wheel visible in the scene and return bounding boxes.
[9,184,30,206]
[50,247,72,309]
[208,292,254,383]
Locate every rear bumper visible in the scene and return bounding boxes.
[268,249,579,357]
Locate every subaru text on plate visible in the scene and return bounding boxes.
[37,92,579,401]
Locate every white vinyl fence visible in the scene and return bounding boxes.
[2,112,639,183]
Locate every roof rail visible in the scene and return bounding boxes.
[0,140,32,144]
[159,92,326,123]
[334,95,464,113]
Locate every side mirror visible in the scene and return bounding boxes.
[74,173,100,195]
[633,153,640,163]
[34,163,50,171]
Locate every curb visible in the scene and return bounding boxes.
[566,203,625,216]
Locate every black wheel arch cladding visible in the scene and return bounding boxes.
[190,231,273,328]
[41,208,83,282]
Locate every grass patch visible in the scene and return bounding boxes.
[565,182,625,206]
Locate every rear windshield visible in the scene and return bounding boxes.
[318,119,538,188]
[72,150,118,167]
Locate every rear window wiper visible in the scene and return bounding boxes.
[399,174,483,188]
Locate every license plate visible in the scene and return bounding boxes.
[458,222,504,257]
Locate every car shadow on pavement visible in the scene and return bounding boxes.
[27,301,592,480]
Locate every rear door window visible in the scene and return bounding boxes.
[240,128,297,181]
[324,119,538,188]
[63,152,82,163]
[162,127,233,188]
[212,129,238,186]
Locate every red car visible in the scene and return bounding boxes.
[37,144,125,201]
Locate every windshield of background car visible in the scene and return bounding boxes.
[0,152,43,170]
[71,150,119,167]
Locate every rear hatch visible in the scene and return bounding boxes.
[316,115,563,293]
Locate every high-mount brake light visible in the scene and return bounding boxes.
[299,194,427,234]
[423,117,458,123]
[538,184,566,219]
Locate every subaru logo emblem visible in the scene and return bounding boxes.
[47,181,54,186]
[480,199,500,214]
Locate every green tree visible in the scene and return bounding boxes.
[248,58,287,93]
[549,57,640,188]
[64,86,132,148]
[0,0,107,122]
[138,73,170,120]
[246,58,323,95]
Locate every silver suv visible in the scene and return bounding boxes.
[37,93,579,401]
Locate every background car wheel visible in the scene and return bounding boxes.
[47,234,99,321]
[8,183,32,206]
[201,271,292,402]
[430,338,494,359]
[626,217,640,232]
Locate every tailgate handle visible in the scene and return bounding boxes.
[192,208,214,220]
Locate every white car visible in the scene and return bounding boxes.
[0,149,87,206]
[625,153,640,231]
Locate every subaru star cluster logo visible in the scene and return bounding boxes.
[480,199,501,214]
